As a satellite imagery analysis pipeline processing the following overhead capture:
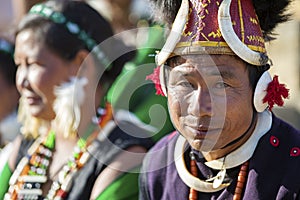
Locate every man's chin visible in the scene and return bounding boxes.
[189,138,218,152]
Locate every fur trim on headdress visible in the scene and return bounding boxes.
[53,77,88,138]
[148,0,181,26]
[253,0,292,40]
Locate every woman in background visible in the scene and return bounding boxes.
[0,38,20,173]
[0,38,20,147]
[0,1,153,199]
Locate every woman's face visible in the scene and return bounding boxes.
[15,29,76,120]
[167,55,254,152]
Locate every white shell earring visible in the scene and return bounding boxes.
[253,71,272,112]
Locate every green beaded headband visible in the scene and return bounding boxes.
[0,39,14,57]
[29,4,111,69]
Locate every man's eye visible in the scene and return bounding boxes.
[178,81,194,88]
[215,82,229,89]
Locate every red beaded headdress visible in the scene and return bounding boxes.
[156,0,269,66]
[147,0,291,111]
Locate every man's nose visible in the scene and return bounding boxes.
[189,87,212,117]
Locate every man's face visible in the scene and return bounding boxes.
[167,55,254,152]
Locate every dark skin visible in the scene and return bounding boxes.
[167,55,257,161]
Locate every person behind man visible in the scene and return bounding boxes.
[0,38,20,147]
[89,0,175,142]
[0,38,21,174]
[140,0,300,199]
[0,1,153,199]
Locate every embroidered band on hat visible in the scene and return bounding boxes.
[156,0,269,66]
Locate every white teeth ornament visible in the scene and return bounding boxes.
[213,168,227,189]
[218,0,269,66]
[174,135,231,192]
[156,0,189,66]
[159,64,170,97]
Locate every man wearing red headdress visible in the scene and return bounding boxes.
[140,0,300,199]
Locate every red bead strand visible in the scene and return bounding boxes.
[189,159,198,200]
[233,161,249,200]
[188,160,249,200]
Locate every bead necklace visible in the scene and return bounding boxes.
[4,128,97,200]
[189,152,198,200]
[233,161,249,200]
[5,103,113,200]
[188,153,249,200]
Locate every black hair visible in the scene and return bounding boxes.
[247,63,270,90]
[148,0,181,27]
[253,0,293,41]
[0,40,16,85]
[16,0,134,84]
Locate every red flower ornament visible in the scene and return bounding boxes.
[263,75,289,111]
[146,66,165,96]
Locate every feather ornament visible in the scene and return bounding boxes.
[53,77,88,138]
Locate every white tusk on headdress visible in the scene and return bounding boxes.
[174,135,231,192]
[218,0,269,66]
[156,0,189,66]
[159,64,170,96]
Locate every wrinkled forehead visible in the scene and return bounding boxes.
[168,54,243,67]
[167,54,247,76]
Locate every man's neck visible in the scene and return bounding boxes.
[203,113,258,161]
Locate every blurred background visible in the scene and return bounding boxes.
[267,0,300,129]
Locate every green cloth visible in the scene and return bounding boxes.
[107,23,174,142]
[107,24,165,108]
[0,162,12,199]
[96,171,140,200]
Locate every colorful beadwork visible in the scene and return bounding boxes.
[5,131,55,200]
[5,104,113,200]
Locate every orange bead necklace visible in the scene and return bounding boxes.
[189,152,249,200]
